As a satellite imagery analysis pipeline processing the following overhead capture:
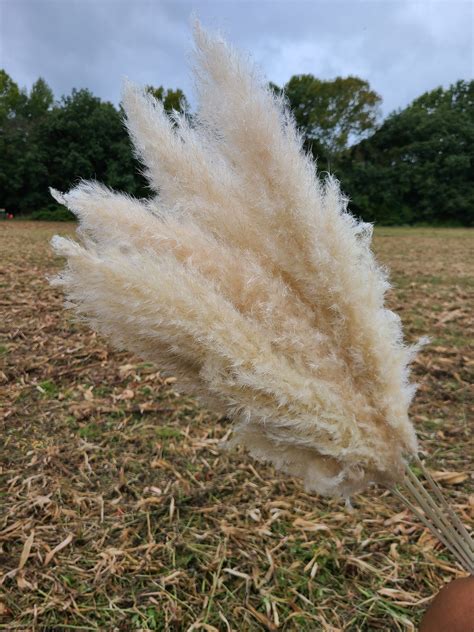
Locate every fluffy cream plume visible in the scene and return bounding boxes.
[51,22,420,498]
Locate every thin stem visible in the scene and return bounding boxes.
[402,474,473,573]
[391,486,472,573]
[414,455,473,552]
[404,467,473,565]
[389,459,474,575]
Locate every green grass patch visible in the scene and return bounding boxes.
[37,379,59,397]
[155,426,182,440]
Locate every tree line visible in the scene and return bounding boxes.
[1,69,472,225]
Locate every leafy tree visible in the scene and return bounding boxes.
[0,73,192,215]
[33,88,147,210]
[0,73,53,212]
[280,75,381,160]
[0,82,146,213]
[0,70,26,121]
[26,78,54,119]
[1,68,472,226]
[337,80,474,225]
[145,85,189,114]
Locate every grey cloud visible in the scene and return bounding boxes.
[1,0,472,116]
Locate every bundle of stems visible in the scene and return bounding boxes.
[51,22,472,574]
[395,458,473,574]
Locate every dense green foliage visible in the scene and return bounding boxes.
[0,73,148,214]
[0,69,472,225]
[277,74,381,160]
[145,85,189,114]
[336,81,474,225]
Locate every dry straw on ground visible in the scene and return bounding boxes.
[0,222,472,630]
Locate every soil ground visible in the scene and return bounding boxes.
[1,222,472,631]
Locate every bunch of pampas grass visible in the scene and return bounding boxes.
[51,22,472,573]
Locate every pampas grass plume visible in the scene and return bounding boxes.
[51,21,420,499]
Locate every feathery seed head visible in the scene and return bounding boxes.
[51,21,419,498]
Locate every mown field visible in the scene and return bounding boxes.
[0,222,472,631]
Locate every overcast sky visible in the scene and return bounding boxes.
[1,0,473,117]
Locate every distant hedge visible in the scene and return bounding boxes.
[29,206,75,222]
[1,68,472,225]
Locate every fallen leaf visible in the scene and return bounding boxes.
[431,471,469,485]
[0,602,10,616]
[44,534,73,566]
[293,518,330,532]
[378,587,432,606]
[18,531,34,570]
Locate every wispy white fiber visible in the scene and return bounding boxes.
[51,22,419,497]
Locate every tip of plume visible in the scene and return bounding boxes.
[121,79,142,108]
[192,17,224,55]
[51,235,79,257]
[121,78,166,121]
[415,336,430,351]
[192,17,204,42]
[122,77,138,96]
[50,187,66,205]
[354,221,374,244]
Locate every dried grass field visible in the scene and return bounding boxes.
[1,221,473,631]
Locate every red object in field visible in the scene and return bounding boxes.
[7,214,13,219]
